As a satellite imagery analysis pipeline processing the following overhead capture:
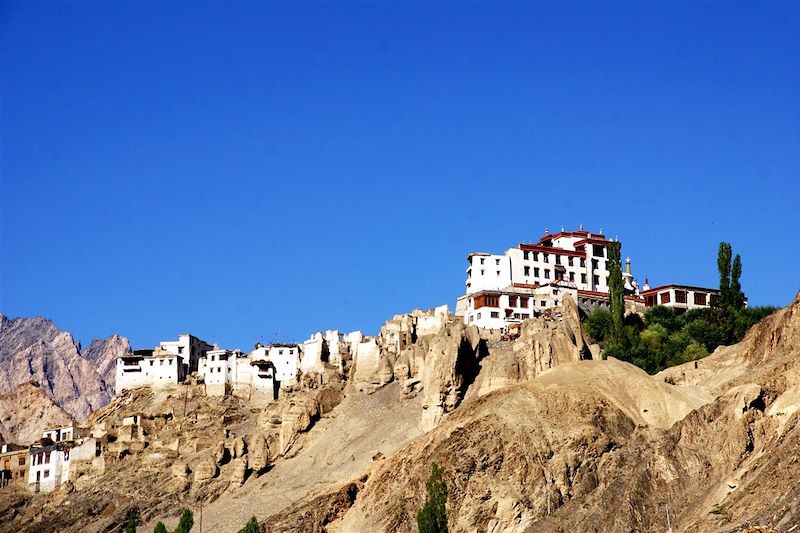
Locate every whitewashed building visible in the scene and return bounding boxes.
[27,444,71,493]
[456,227,642,329]
[115,333,212,394]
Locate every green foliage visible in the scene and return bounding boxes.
[122,507,140,533]
[417,463,448,533]
[175,509,194,533]
[717,242,732,307]
[591,304,776,374]
[607,241,625,345]
[153,524,168,533]
[243,516,260,533]
[583,308,613,343]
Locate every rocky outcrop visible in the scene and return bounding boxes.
[192,456,218,483]
[477,294,595,397]
[228,457,247,490]
[279,397,320,455]
[350,339,394,393]
[248,433,270,474]
[419,321,483,431]
[0,314,127,429]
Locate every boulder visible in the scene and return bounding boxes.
[192,457,218,483]
[228,457,247,490]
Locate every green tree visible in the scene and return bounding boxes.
[417,463,448,533]
[731,254,744,309]
[717,242,733,308]
[243,516,260,533]
[153,524,167,533]
[607,240,625,347]
[122,507,140,533]
[583,308,613,343]
[175,509,194,533]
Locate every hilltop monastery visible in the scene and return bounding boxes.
[0,225,721,494]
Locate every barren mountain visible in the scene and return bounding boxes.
[0,383,73,444]
[0,314,129,439]
[1,294,799,532]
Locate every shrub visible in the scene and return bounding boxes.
[243,516,260,533]
[583,309,613,343]
[417,463,448,533]
[153,524,167,533]
[176,509,193,533]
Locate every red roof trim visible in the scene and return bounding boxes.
[518,243,585,257]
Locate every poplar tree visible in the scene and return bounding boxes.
[243,516,260,533]
[731,254,744,309]
[717,242,733,307]
[607,240,625,347]
[417,463,448,533]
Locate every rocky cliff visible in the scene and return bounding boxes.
[0,315,129,439]
[3,295,800,532]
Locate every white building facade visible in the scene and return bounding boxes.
[641,284,722,310]
[456,227,636,329]
[28,445,71,493]
[115,334,212,394]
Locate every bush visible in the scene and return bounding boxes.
[417,463,448,533]
[243,516,260,533]
[583,309,613,343]
[153,524,167,533]
[122,507,140,533]
[176,509,193,533]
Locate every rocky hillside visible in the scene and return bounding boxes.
[0,315,130,440]
[1,294,799,532]
[0,383,73,444]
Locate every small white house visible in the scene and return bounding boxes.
[41,425,74,443]
[28,445,71,493]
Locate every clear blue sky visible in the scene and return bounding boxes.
[2,2,799,350]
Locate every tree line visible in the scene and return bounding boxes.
[585,241,775,374]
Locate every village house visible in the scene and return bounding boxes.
[26,426,80,494]
[640,282,726,310]
[0,444,28,488]
[456,226,644,329]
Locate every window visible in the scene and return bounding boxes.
[523,251,529,260]
[481,269,485,275]
[480,258,485,265]
[496,270,500,276]
[533,252,539,261]
[279,349,284,355]
[44,452,50,464]
[490,312,499,318]
[555,255,561,265]
[477,312,481,319]
[149,360,154,366]
[660,292,671,304]
[496,258,500,265]
[553,289,558,295]
[485,294,500,307]
[592,259,599,270]
[19,457,25,466]
[544,269,550,279]
[580,258,586,268]
[541,301,546,307]
[520,297,529,309]
[543,253,549,263]
[534,267,540,277]
[694,292,707,305]
[524,266,530,276]
[43,470,50,478]
[569,272,575,282]
[509,296,518,307]
[675,290,687,304]
[593,275,600,285]
[178,346,184,354]
[593,244,604,257]
[568,257,573,266]
[581,273,587,284]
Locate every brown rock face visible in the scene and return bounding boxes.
[192,456,218,483]
[0,314,129,433]
[419,321,483,431]
[248,433,270,475]
[228,458,247,490]
[477,294,594,397]
[278,396,320,455]
[0,382,73,443]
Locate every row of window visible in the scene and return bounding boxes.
[522,251,588,267]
